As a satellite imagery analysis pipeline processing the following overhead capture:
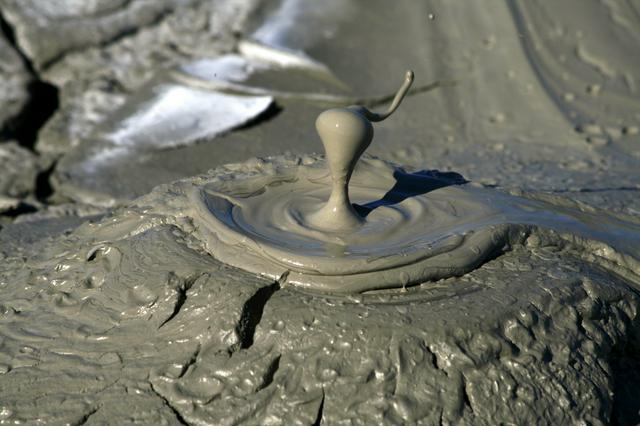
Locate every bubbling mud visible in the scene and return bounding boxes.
[188,157,640,293]
[183,70,640,294]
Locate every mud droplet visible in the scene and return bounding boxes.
[273,320,285,331]
[336,340,352,350]
[129,284,157,306]
[20,346,36,354]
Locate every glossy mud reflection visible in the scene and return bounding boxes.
[190,157,640,293]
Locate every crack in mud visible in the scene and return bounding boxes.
[71,405,100,426]
[0,200,38,218]
[15,81,59,150]
[461,374,474,415]
[178,344,201,378]
[311,388,325,426]
[425,345,441,371]
[234,279,281,350]
[35,159,56,202]
[159,273,204,328]
[0,11,59,150]
[256,354,281,392]
[149,381,188,426]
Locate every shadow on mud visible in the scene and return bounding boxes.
[354,168,468,217]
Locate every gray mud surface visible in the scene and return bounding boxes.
[0,171,639,423]
[0,0,639,424]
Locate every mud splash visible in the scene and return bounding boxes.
[186,157,640,293]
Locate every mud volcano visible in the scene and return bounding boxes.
[190,72,639,296]
[1,80,640,424]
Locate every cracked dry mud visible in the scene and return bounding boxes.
[0,0,639,425]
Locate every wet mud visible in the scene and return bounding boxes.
[0,0,639,424]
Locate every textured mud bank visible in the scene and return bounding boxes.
[0,156,638,424]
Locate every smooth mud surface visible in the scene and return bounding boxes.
[191,157,640,293]
[37,0,639,204]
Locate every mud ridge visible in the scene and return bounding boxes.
[159,273,204,328]
[149,382,189,426]
[235,102,283,132]
[424,345,441,371]
[38,5,176,70]
[71,406,100,426]
[461,374,474,414]
[549,187,640,194]
[505,0,569,122]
